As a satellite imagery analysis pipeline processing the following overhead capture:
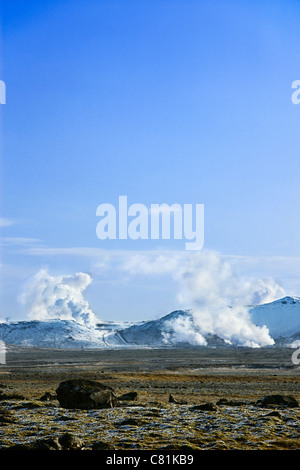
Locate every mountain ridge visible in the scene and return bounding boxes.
[1,296,300,349]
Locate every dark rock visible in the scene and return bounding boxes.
[216,398,247,406]
[6,438,62,451]
[92,441,115,450]
[118,391,138,401]
[116,418,142,426]
[58,432,84,450]
[169,393,176,403]
[259,394,299,408]
[6,434,83,451]
[40,392,56,401]
[169,393,187,404]
[56,379,119,410]
[34,437,62,450]
[54,415,76,422]
[190,403,218,411]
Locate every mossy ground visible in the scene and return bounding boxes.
[0,346,300,450]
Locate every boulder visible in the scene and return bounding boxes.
[116,418,142,426]
[216,398,248,406]
[168,393,187,404]
[259,394,299,408]
[264,410,282,419]
[6,438,62,451]
[56,379,119,410]
[118,391,138,402]
[40,392,56,402]
[6,434,84,451]
[58,432,84,450]
[34,437,63,450]
[92,441,115,450]
[190,403,218,411]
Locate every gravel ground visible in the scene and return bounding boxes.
[0,346,300,450]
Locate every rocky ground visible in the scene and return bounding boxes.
[0,346,300,451]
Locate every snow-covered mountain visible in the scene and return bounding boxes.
[1,296,300,349]
[249,296,300,342]
[0,319,132,349]
[115,310,229,347]
[113,297,300,347]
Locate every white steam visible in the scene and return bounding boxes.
[162,314,208,346]
[171,250,285,347]
[116,248,286,347]
[19,269,99,327]
[18,249,287,348]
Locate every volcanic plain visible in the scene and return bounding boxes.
[0,346,300,451]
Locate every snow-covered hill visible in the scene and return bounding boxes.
[115,298,300,347]
[116,310,229,347]
[1,296,300,349]
[249,296,300,341]
[0,314,228,349]
[0,319,115,349]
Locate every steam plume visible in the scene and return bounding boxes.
[172,250,285,347]
[19,268,99,327]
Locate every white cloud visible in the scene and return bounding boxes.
[120,251,185,276]
[0,218,13,228]
[2,237,41,245]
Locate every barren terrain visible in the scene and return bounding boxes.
[1,346,300,450]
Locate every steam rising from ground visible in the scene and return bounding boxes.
[19,269,99,327]
[121,249,286,347]
[19,249,286,347]
[171,250,285,347]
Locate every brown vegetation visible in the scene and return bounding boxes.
[0,346,300,450]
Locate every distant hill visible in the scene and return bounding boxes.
[249,296,300,340]
[0,319,109,349]
[0,296,300,349]
[116,310,229,347]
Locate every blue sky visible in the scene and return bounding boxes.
[1,0,300,322]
